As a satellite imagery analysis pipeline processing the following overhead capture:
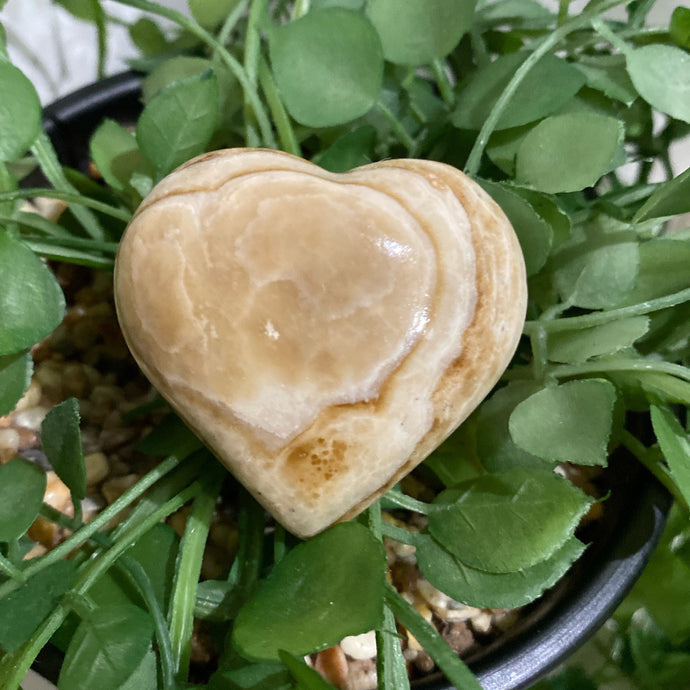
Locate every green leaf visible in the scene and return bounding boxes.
[136,71,219,175]
[312,0,364,8]
[90,119,155,197]
[486,124,534,175]
[547,316,650,363]
[512,187,571,248]
[366,0,476,65]
[0,561,77,653]
[313,125,377,173]
[0,456,46,542]
[515,112,625,193]
[58,604,155,690]
[651,406,690,509]
[41,398,86,502]
[54,0,100,21]
[633,166,690,222]
[427,468,592,572]
[478,179,553,275]
[618,239,690,306]
[0,351,32,416]
[417,534,586,608]
[142,57,214,103]
[424,419,482,487]
[233,522,385,660]
[279,651,336,689]
[453,52,586,130]
[129,17,168,56]
[554,239,639,309]
[0,230,65,355]
[118,648,158,690]
[0,62,41,162]
[189,0,242,28]
[509,379,617,466]
[475,382,547,473]
[209,663,293,690]
[627,45,690,124]
[574,55,638,106]
[671,6,690,49]
[269,8,383,127]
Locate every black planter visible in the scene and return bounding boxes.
[36,73,672,690]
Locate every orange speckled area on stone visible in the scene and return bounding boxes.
[114,149,527,537]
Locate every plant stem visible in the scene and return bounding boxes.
[258,57,301,156]
[550,359,690,383]
[464,0,635,175]
[620,430,688,510]
[375,102,417,155]
[0,554,24,583]
[30,134,105,240]
[0,188,131,222]
[384,582,482,690]
[523,287,690,335]
[383,489,430,514]
[273,523,287,563]
[110,0,277,149]
[380,521,424,547]
[0,454,184,602]
[291,0,310,20]
[591,17,633,56]
[431,59,455,108]
[0,481,201,690]
[217,0,250,46]
[21,240,115,270]
[168,461,225,681]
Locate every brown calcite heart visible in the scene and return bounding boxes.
[114,149,527,537]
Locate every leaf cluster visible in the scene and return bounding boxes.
[0,0,690,689]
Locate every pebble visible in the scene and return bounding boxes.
[341,631,377,661]
[85,452,110,485]
[0,428,20,454]
[14,380,42,412]
[315,646,348,688]
[13,406,49,431]
[344,659,376,690]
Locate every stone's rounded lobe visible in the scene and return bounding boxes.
[115,149,527,537]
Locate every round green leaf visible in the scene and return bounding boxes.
[428,468,592,572]
[453,52,586,130]
[515,112,625,193]
[233,522,385,660]
[633,165,690,223]
[478,180,553,275]
[627,45,690,124]
[188,0,242,28]
[269,8,383,127]
[136,71,219,175]
[417,534,586,608]
[0,62,41,162]
[509,379,618,466]
[671,6,690,49]
[0,230,65,355]
[366,0,476,65]
[0,456,47,542]
[0,352,32,417]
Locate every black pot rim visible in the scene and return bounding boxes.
[36,72,673,690]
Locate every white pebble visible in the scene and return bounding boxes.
[0,428,20,453]
[85,452,109,485]
[13,406,48,431]
[340,631,377,660]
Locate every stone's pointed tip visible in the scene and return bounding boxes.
[115,149,527,537]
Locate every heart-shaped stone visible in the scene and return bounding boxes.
[114,149,527,537]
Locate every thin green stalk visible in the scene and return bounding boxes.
[380,521,425,547]
[273,523,287,563]
[18,232,119,254]
[549,359,690,383]
[21,240,115,270]
[383,489,429,515]
[375,102,417,155]
[384,582,482,690]
[218,0,250,45]
[168,461,225,681]
[0,454,184,602]
[110,0,277,149]
[558,0,571,25]
[367,503,410,690]
[1,210,70,238]
[95,6,108,80]
[0,554,24,583]
[620,430,688,511]
[464,0,635,175]
[0,481,201,690]
[469,27,490,69]
[530,325,548,381]
[431,59,455,108]
[30,134,105,240]
[523,287,690,334]
[258,56,301,156]
[591,17,633,55]
[0,188,131,222]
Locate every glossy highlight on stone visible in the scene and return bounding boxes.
[114,149,527,537]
